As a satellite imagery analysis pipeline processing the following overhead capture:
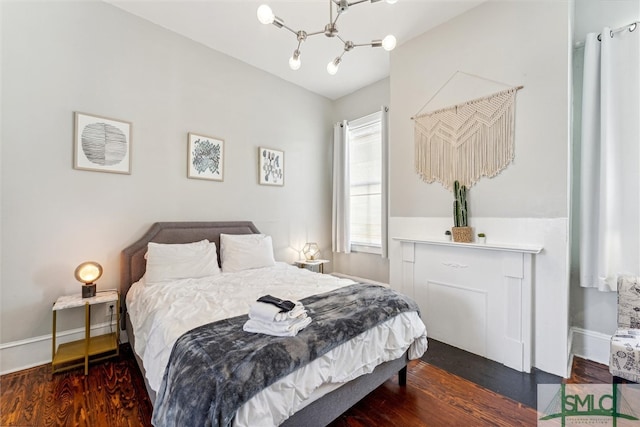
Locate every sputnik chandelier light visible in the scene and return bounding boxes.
[257,0,398,75]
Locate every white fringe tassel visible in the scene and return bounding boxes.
[414,87,518,191]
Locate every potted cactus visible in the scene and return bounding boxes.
[444,230,452,241]
[477,233,486,244]
[451,180,473,243]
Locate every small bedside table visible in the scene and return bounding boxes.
[294,259,330,274]
[52,290,120,375]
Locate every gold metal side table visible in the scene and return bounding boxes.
[52,290,119,375]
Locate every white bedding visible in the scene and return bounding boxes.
[126,262,427,426]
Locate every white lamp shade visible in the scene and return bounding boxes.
[382,35,396,51]
[74,261,103,284]
[257,4,275,25]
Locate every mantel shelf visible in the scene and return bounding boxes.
[392,237,543,254]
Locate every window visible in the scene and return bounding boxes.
[348,112,382,253]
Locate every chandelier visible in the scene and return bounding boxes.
[257,0,398,75]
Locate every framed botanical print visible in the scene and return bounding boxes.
[188,133,224,181]
[259,147,284,186]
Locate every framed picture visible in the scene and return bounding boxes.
[187,133,224,181]
[259,147,284,186]
[74,112,132,174]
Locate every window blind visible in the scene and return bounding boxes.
[348,112,382,248]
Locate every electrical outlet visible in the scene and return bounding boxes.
[105,303,115,317]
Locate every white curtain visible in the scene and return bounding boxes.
[381,106,390,259]
[332,120,350,253]
[580,23,640,291]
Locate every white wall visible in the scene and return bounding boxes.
[332,78,390,124]
[388,1,571,376]
[0,0,333,372]
[331,78,391,283]
[569,0,639,359]
[4,0,627,377]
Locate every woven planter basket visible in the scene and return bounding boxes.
[452,226,473,243]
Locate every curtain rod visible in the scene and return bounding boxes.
[597,20,638,40]
[574,21,638,49]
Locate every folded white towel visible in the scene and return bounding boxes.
[243,316,312,337]
[248,301,307,323]
[278,304,307,321]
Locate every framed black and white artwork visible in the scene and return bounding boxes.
[188,133,224,182]
[259,147,284,186]
[74,112,132,174]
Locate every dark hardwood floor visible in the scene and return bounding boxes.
[1,342,613,426]
[0,344,152,426]
[328,361,539,427]
[419,339,563,408]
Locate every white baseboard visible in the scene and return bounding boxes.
[0,323,128,375]
[2,318,609,377]
[569,326,611,367]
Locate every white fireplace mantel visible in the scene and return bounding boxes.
[393,237,543,254]
[392,236,543,373]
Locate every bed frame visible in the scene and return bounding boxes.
[120,221,408,427]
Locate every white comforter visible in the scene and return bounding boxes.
[126,262,427,426]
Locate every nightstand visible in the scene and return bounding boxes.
[294,259,330,274]
[52,290,120,375]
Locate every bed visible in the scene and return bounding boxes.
[121,221,427,427]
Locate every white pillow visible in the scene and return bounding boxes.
[145,240,221,284]
[220,233,276,273]
[143,239,209,259]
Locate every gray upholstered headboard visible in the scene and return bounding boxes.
[120,221,260,329]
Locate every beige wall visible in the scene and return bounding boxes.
[1,1,333,353]
[390,1,569,219]
[388,0,572,376]
[4,0,617,376]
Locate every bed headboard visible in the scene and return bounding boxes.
[120,221,260,329]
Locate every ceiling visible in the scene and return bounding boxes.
[105,0,484,100]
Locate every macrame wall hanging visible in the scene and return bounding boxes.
[411,71,523,191]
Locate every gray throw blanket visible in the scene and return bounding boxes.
[152,283,420,427]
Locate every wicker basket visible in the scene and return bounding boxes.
[452,226,473,243]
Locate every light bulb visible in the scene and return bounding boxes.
[382,35,397,51]
[327,58,341,75]
[289,51,301,70]
[257,4,275,25]
[386,0,398,4]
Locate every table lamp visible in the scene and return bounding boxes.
[75,261,103,298]
[303,242,320,261]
